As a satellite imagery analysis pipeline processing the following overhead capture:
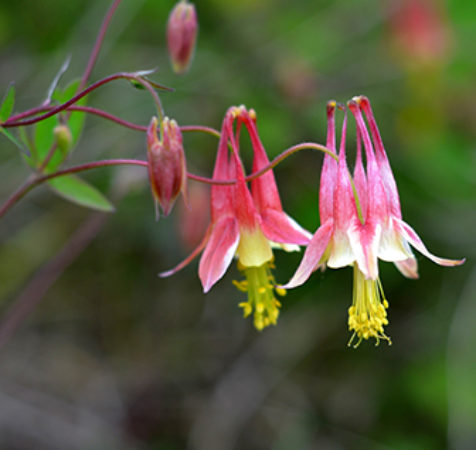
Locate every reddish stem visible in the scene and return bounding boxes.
[0,159,147,219]
[79,0,123,91]
[1,73,154,128]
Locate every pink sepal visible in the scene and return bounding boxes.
[199,217,240,293]
[394,257,419,279]
[394,218,466,267]
[282,219,334,289]
[260,209,312,245]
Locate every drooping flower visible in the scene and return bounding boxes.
[351,95,465,278]
[147,116,187,219]
[284,98,464,347]
[160,106,311,330]
[166,0,198,74]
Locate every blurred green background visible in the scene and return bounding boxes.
[0,0,475,449]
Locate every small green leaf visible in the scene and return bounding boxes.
[130,80,146,90]
[33,114,62,171]
[48,175,115,212]
[0,84,15,122]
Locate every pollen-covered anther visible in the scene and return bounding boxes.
[235,262,284,331]
[347,264,392,348]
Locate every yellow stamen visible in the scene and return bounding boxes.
[234,261,284,330]
[347,264,392,348]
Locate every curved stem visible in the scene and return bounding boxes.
[180,125,221,139]
[79,0,123,91]
[1,73,162,128]
[245,142,337,182]
[68,105,147,131]
[4,105,222,135]
[0,159,147,219]
[133,77,165,123]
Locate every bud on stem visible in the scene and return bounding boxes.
[147,116,187,218]
[166,0,198,74]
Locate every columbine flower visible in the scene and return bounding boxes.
[160,106,311,330]
[284,98,464,347]
[166,0,198,74]
[147,116,187,219]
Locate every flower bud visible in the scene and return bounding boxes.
[147,116,187,218]
[166,0,198,74]
[53,124,72,156]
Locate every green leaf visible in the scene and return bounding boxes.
[48,175,115,212]
[32,114,62,171]
[130,79,146,90]
[0,84,15,122]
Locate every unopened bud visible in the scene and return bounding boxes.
[147,116,187,218]
[53,124,72,155]
[166,0,198,74]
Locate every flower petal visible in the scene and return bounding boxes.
[282,219,334,289]
[378,217,413,262]
[199,217,240,293]
[210,116,235,221]
[357,96,402,219]
[353,127,368,221]
[260,209,312,246]
[394,257,419,279]
[327,228,358,269]
[333,113,360,230]
[348,99,388,225]
[394,218,465,267]
[319,101,338,223]
[245,117,284,213]
[348,221,382,280]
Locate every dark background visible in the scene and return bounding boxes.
[0,1,475,449]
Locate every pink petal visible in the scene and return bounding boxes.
[210,116,235,221]
[327,227,358,269]
[394,218,465,267]
[349,221,382,280]
[244,118,283,212]
[199,217,240,293]
[358,96,402,219]
[333,113,360,230]
[353,127,368,221]
[319,101,338,223]
[394,257,419,279]
[226,118,261,231]
[348,100,388,225]
[260,209,312,245]
[282,219,334,289]
[378,217,413,262]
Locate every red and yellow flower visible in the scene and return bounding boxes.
[284,97,464,346]
[161,106,311,330]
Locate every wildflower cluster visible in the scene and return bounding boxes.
[0,0,465,348]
